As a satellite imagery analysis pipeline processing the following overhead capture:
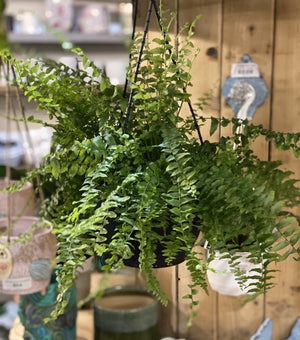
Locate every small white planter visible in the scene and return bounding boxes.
[206,250,262,296]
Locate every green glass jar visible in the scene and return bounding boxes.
[94,285,159,340]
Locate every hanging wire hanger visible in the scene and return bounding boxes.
[0,57,46,241]
[10,66,45,203]
[122,0,139,99]
[122,0,204,145]
[3,60,12,238]
[122,0,153,134]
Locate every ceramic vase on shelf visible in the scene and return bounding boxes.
[18,269,77,340]
[94,285,158,340]
[45,0,74,32]
[0,216,56,295]
[206,249,262,296]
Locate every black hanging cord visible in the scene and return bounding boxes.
[152,0,204,145]
[122,0,204,146]
[122,0,153,134]
[122,0,139,98]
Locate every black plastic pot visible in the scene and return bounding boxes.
[101,219,199,268]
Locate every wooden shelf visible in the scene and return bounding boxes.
[10,0,131,4]
[7,32,130,45]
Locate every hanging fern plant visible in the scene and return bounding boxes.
[0,1,299,324]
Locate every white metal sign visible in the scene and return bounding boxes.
[231,62,260,78]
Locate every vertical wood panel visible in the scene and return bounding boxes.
[178,247,219,340]
[177,1,222,339]
[137,1,178,337]
[153,266,178,337]
[218,1,275,339]
[221,0,275,161]
[179,0,223,141]
[152,1,178,336]
[265,1,300,339]
[137,0,300,339]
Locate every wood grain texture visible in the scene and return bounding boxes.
[178,252,218,340]
[217,297,265,340]
[265,1,300,339]
[217,1,275,338]
[136,1,300,339]
[153,266,178,337]
[221,0,275,161]
[269,0,300,176]
[178,0,223,143]
[136,1,179,337]
[76,310,94,340]
[177,1,222,339]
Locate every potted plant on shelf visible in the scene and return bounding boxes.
[0,7,299,323]
[0,58,56,298]
[0,58,76,339]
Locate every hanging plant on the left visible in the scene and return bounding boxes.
[0,57,57,295]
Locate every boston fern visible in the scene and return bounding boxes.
[1,11,299,322]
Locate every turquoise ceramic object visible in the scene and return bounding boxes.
[18,269,77,340]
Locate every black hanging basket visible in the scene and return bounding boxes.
[95,0,203,270]
[100,219,200,269]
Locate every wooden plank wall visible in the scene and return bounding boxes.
[137,0,300,339]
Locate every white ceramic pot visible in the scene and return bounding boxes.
[0,217,56,295]
[206,250,262,296]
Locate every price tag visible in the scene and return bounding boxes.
[231,63,260,78]
[2,277,32,291]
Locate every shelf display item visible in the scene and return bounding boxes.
[0,131,23,168]
[45,0,74,32]
[94,285,158,340]
[18,269,77,340]
[76,3,109,34]
[0,217,56,295]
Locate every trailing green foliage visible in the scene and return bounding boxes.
[0,9,299,324]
